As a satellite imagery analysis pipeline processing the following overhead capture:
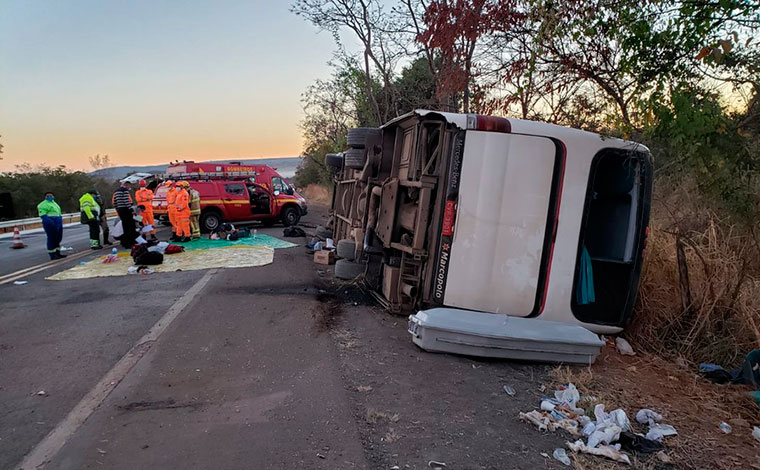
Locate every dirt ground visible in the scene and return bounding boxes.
[308,205,760,470]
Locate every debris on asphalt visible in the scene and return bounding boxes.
[427,461,446,468]
[60,246,73,252]
[13,280,28,285]
[615,337,636,356]
[35,390,47,396]
[316,452,326,459]
[503,385,516,396]
[552,448,571,466]
[753,426,760,442]
[718,421,732,434]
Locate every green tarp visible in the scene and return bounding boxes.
[172,233,298,251]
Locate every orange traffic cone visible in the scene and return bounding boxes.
[11,227,25,249]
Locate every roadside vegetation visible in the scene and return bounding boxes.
[292,0,760,365]
[0,164,114,218]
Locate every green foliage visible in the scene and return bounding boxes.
[0,165,116,219]
[643,85,760,220]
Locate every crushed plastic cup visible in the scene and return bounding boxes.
[646,423,677,442]
[615,337,636,355]
[718,422,732,434]
[636,408,663,424]
[552,448,571,466]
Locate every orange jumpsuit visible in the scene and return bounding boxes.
[175,187,191,237]
[135,188,156,235]
[166,187,178,235]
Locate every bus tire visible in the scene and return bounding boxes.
[335,259,365,280]
[336,239,356,260]
[344,148,366,169]
[347,127,380,148]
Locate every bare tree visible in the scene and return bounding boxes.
[89,154,112,170]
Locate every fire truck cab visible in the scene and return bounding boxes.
[153,161,307,232]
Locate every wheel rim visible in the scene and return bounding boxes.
[205,216,219,230]
[286,210,297,225]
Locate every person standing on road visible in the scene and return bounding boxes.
[112,181,136,248]
[165,180,178,241]
[135,180,157,240]
[79,190,103,250]
[93,192,112,245]
[37,192,66,260]
[189,184,201,240]
[174,181,191,242]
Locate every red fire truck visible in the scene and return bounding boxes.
[152,161,307,232]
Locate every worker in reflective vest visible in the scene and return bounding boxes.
[189,185,201,240]
[79,190,102,249]
[174,181,191,242]
[135,180,157,239]
[165,180,178,241]
[37,192,66,259]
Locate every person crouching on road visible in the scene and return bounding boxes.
[79,190,103,250]
[37,192,66,260]
[189,184,201,240]
[174,181,192,242]
[165,180,178,241]
[135,179,157,240]
[93,191,112,245]
[112,181,136,248]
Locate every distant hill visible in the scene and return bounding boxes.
[89,157,303,181]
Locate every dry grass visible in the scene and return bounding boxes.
[628,180,760,366]
[301,184,332,204]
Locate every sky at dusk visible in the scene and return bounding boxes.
[0,0,336,172]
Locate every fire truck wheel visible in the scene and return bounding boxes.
[200,210,222,233]
[336,239,356,260]
[344,148,366,169]
[281,206,301,226]
[335,259,365,280]
[347,127,380,148]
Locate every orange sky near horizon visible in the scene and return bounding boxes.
[0,1,335,172]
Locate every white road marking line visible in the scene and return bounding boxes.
[0,251,93,285]
[17,268,218,470]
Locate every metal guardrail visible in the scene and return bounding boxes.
[0,209,118,233]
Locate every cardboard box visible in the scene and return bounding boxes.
[313,250,335,265]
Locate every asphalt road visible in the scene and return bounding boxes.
[0,206,560,470]
[0,223,109,277]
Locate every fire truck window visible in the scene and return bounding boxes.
[224,184,245,196]
[271,177,284,193]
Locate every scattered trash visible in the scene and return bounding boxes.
[96,448,107,455]
[540,452,549,458]
[615,337,636,356]
[127,266,139,274]
[60,246,73,252]
[567,440,631,465]
[79,261,88,265]
[316,453,325,459]
[645,423,678,442]
[101,253,119,263]
[656,451,672,464]
[699,350,760,386]
[753,426,760,442]
[618,431,663,453]
[540,400,556,412]
[718,422,732,434]
[635,408,662,424]
[390,466,400,470]
[552,448,571,466]
[13,280,28,285]
[325,238,335,249]
[428,461,446,468]
[503,385,516,396]
[36,390,47,396]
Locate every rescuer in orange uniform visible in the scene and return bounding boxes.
[174,181,192,242]
[165,180,178,241]
[135,180,157,240]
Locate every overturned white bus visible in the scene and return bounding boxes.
[326,110,652,335]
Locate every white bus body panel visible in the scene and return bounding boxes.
[443,132,556,316]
